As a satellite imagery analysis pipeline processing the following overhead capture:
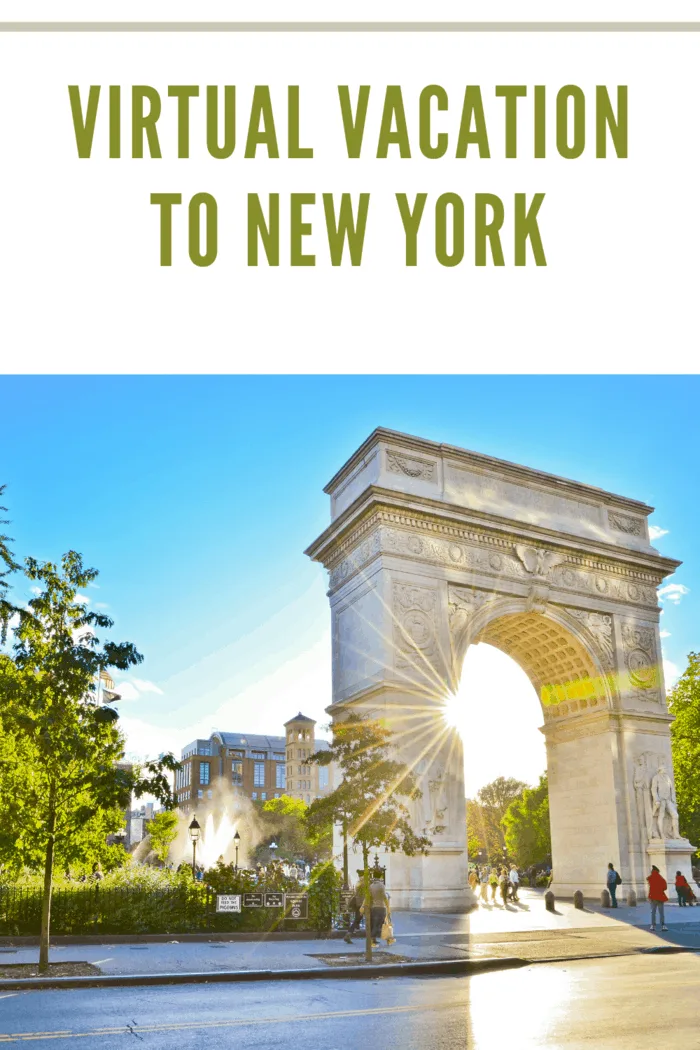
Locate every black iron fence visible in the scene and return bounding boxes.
[0,884,318,936]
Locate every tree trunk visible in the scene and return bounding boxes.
[363,844,372,963]
[342,819,349,889]
[39,786,57,973]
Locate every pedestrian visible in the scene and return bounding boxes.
[468,868,479,891]
[343,885,364,944]
[675,871,692,907]
[509,864,520,901]
[480,866,489,902]
[368,878,391,948]
[647,865,668,931]
[606,862,621,908]
[489,868,499,902]
[499,868,509,906]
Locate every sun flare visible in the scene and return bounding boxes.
[441,691,463,732]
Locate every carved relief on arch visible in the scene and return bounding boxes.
[447,586,499,652]
[565,609,615,673]
[393,583,439,673]
[620,621,661,703]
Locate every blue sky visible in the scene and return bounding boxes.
[1,375,696,793]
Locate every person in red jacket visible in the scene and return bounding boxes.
[674,871,696,906]
[647,865,668,931]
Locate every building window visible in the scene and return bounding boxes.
[273,752,284,761]
[207,790,213,800]
[318,766,329,789]
[261,792,267,801]
[252,751,266,760]
[274,793,280,799]
[253,762,265,787]
[199,761,210,785]
[232,761,243,786]
[252,792,257,800]
[276,764,286,789]
[198,789,203,799]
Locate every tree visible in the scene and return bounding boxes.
[146,811,180,864]
[471,776,528,862]
[669,653,700,852]
[251,795,331,867]
[0,485,21,643]
[0,550,177,971]
[465,800,487,860]
[306,714,431,962]
[501,774,551,869]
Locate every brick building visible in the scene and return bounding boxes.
[175,712,332,811]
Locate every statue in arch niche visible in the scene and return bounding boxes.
[428,769,450,832]
[650,763,681,840]
[634,752,682,843]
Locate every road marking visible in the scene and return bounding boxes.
[0,1002,461,1042]
[0,996,19,1000]
[91,960,113,966]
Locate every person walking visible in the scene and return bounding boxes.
[606,862,620,908]
[343,885,364,944]
[489,868,499,902]
[368,878,391,948]
[509,864,520,902]
[499,868,509,906]
[647,865,668,931]
[480,867,489,903]
[675,871,693,907]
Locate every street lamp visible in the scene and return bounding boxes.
[269,840,278,861]
[188,815,201,877]
[233,830,241,873]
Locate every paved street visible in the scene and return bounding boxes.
[1,953,699,1047]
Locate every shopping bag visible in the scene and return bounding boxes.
[381,919,395,944]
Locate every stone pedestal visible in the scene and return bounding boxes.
[645,839,697,890]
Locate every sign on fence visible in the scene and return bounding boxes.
[264,892,284,908]
[285,893,308,920]
[216,894,242,913]
[242,892,264,908]
[339,891,355,911]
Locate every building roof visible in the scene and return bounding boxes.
[181,731,330,759]
[212,732,287,750]
[283,712,317,726]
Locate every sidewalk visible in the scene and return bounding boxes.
[1,889,699,981]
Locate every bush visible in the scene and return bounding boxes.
[308,861,342,931]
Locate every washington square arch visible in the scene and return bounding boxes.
[305,429,695,911]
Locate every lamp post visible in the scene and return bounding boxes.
[233,830,241,873]
[269,840,278,863]
[188,815,201,878]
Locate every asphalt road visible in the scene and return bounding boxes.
[1,953,699,1048]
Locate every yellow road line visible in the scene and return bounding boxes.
[0,1001,459,1043]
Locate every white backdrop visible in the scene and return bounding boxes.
[0,10,698,372]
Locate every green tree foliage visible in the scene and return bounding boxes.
[146,811,180,864]
[669,652,700,852]
[0,550,177,970]
[469,776,528,861]
[251,794,331,866]
[501,774,551,868]
[306,714,431,961]
[0,485,21,643]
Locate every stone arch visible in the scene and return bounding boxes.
[307,429,692,909]
[452,598,615,720]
